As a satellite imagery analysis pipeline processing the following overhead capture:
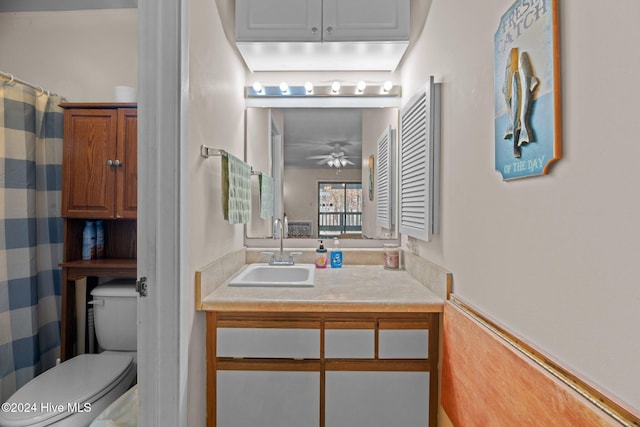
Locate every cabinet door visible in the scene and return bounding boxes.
[322,0,410,42]
[217,370,320,427]
[236,0,323,42]
[62,109,118,218]
[325,371,430,427]
[116,109,137,218]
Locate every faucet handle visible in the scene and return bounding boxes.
[261,251,276,262]
[288,251,303,264]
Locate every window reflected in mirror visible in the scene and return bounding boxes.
[245,107,399,243]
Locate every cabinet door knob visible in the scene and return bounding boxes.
[106,160,113,166]
[114,159,121,166]
[311,26,318,35]
[326,26,333,34]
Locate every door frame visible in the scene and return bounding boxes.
[138,0,188,425]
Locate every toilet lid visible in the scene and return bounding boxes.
[0,353,133,427]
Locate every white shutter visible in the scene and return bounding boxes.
[376,126,394,229]
[399,77,440,241]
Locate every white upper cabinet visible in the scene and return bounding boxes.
[322,0,409,42]
[236,0,409,43]
[236,0,323,42]
[235,0,410,70]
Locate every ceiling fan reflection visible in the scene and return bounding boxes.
[306,142,357,168]
[307,151,355,168]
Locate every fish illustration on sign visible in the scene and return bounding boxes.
[502,48,539,158]
[517,51,539,148]
[502,48,520,141]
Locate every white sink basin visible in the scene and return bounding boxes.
[229,263,316,287]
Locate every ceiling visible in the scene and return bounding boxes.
[282,109,362,170]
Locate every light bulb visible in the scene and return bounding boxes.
[252,82,263,94]
[356,81,367,93]
[340,158,347,167]
[383,81,393,92]
[328,159,335,167]
[304,81,314,93]
[279,81,289,94]
[331,81,341,93]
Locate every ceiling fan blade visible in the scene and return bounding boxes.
[306,155,331,159]
[316,158,331,165]
[343,159,356,165]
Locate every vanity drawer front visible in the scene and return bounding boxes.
[378,319,430,359]
[217,323,320,359]
[324,321,375,359]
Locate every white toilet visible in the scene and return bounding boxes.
[0,280,137,427]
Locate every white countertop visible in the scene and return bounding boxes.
[200,264,444,313]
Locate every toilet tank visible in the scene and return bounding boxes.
[90,279,137,351]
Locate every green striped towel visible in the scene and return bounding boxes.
[259,174,274,219]
[222,154,252,224]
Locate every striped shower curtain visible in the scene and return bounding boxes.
[0,77,64,402]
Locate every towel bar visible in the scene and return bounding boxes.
[200,145,226,158]
[201,145,264,176]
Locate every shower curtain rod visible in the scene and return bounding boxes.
[0,70,60,97]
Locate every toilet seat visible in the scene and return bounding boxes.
[0,353,134,427]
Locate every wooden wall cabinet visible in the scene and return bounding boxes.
[59,103,138,361]
[61,104,137,219]
[207,312,439,427]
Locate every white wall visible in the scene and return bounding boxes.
[245,108,273,238]
[187,0,247,424]
[0,9,137,101]
[401,0,640,412]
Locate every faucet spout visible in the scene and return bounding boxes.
[273,218,285,262]
[266,218,302,265]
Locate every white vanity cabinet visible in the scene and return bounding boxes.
[236,0,409,42]
[206,312,439,427]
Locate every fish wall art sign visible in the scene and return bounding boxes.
[494,0,561,180]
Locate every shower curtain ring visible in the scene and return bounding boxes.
[8,73,14,84]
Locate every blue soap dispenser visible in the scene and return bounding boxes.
[330,237,342,268]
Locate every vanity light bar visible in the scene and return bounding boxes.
[246,83,401,98]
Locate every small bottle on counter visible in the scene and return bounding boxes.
[330,237,343,268]
[315,240,328,268]
[383,244,400,270]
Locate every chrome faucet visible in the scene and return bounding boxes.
[262,218,302,265]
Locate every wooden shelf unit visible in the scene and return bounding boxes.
[59,103,138,361]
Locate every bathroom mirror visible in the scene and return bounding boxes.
[245,106,400,246]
